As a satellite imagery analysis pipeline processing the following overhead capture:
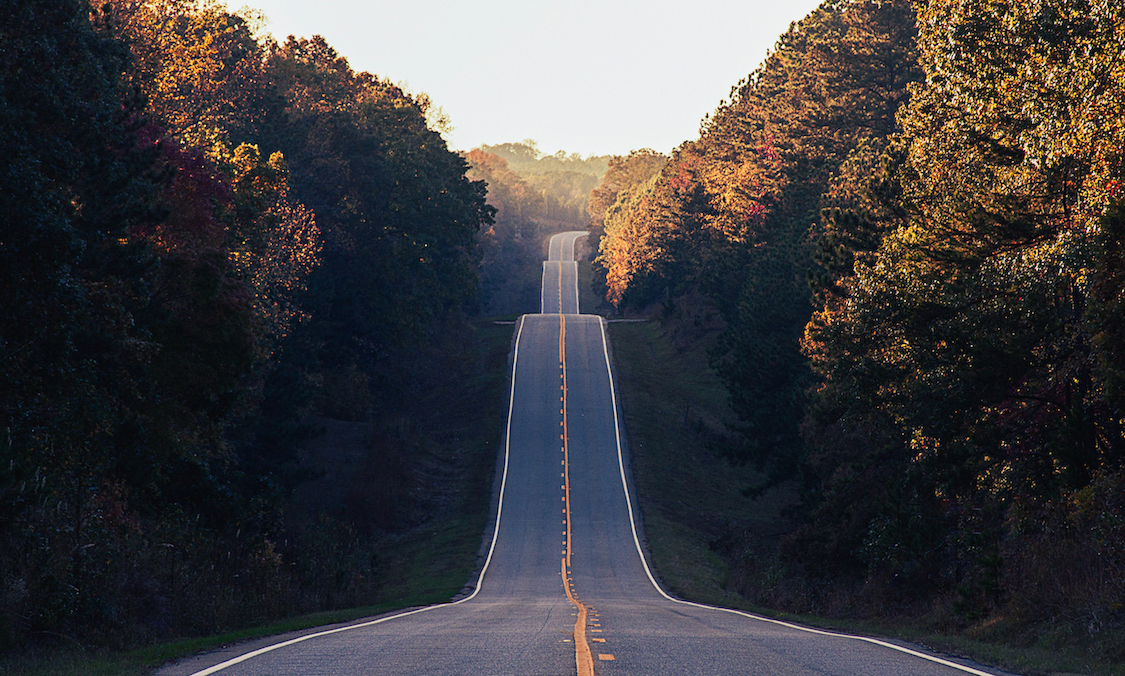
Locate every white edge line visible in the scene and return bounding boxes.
[541,259,551,314]
[594,318,997,676]
[188,317,527,676]
[549,232,560,262]
[570,232,586,314]
[571,261,579,315]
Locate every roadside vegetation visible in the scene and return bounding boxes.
[610,310,1125,676]
[6,0,1125,673]
[608,313,795,606]
[0,1,594,667]
[0,316,514,675]
[591,0,1125,673]
[0,0,513,670]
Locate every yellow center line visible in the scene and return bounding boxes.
[562,558,594,675]
[560,314,570,568]
[559,312,594,676]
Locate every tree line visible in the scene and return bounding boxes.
[589,0,1124,653]
[468,141,607,314]
[479,140,609,225]
[1,0,492,649]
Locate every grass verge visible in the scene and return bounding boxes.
[606,316,795,608]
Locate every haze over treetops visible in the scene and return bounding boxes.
[1,1,1123,672]
[241,0,826,156]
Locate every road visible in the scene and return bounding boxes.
[163,231,1013,676]
[541,231,582,314]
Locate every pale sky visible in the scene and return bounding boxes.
[240,0,825,158]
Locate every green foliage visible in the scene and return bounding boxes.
[0,0,178,648]
[584,0,1125,655]
[593,0,920,487]
[266,35,489,365]
[1,0,493,654]
[793,0,1125,652]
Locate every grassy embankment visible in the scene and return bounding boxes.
[0,316,516,676]
[598,256,1123,676]
[602,302,797,606]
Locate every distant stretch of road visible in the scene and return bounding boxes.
[541,231,582,314]
[162,231,1013,676]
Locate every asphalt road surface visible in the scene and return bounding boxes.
[162,231,1014,676]
[541,231,584,314]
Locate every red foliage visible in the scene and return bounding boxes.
[667,154,702,194]
[757,134,780,163]
[130,126,231,252]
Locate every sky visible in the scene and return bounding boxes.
[238,0,826,158]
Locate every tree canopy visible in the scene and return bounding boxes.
[586,0,1125,652]
[797,0,1125,625]
[589,0,920,477]
[0,0,491,647]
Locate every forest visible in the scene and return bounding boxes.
[468,140,606,314]
[4,0,1125,668]
[590,0,1124,660]
[0,0,496,652]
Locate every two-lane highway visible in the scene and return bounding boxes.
[541,231,584,314]
[162,231,1014,676]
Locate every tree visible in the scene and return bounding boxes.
[591,1,920,483]
[587,149,668,306]
[796,0,1125,625]
[107,0,276,151]
[2,1,492,647]
[265,36,490,385]
[1,0,177,642]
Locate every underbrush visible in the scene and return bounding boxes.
[607,304,798,608]
[611,301,1125,676]
[0,316,514,675]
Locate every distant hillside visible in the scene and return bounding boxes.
[479,140,611,178]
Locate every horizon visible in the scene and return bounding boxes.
[239,0,826,157]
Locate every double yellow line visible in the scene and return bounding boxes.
[558,261,565,315]
[559,312,594,676]
[561,312,571,568]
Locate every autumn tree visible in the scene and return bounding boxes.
[107,0,276,151]
[1,0,491,648]
[588,149,668,230]
[587,149,668,306]
[797,0,1125,633]
[591,1,919,481]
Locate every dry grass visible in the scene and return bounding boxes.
[606,308,798,608]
